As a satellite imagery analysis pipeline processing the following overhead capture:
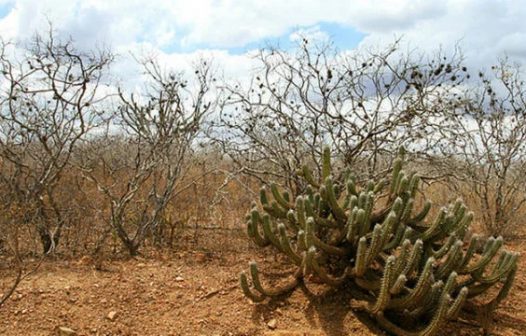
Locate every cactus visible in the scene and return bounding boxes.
[240,147,518,336]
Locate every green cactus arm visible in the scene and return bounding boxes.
[487,264,517,309]
[402,239,423,277]
[409,280,444,318]
[296,230,307,251]
[248,210,270,247]
[351,209,367,242]
[306,247,350,286]
[240,271,266,302]
[277,224,302,265]
[261,215,283,250]
[286,210,300,232]
[459,234,480,269]
[365,224,384,266]
[390,274,408,295]
[345,208,359,243]
[354,236,369,277]
[368,256,396,314]
[383,198,403,238]
[359,192,375,236]
[432,234,458,259]
[400,198,415,223]
[444,204,463,231]
[392,239,412,276]
[461,236,503,274]
[270,182,293,210]
[384,222,408,250]
[452,212,474,240]
[436,240,464,279]
[248,261,300,297]
[420,208,446,241]
[389,257,435,309]
[346,194,359,212]
[301,165,320,188]
[441,271,459,298]
[247,220,270,247]
[397,175,409,196]
[305,218,348,256]
[447,287,469,319]
[295,196,307,229]
[473,252,518,284]
[323,177,347,223]
[379,212,399,249]
[389,157,403,195]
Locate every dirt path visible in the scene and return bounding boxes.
[1,244,525,336]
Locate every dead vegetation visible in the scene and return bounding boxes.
[0,30,525,335]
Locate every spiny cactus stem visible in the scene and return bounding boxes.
[389,257,435,310]
[462,236,503,274]
[369,256,396,314]
[240,272,266,302]
[306,218,348,256]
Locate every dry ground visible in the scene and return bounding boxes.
[1,230,525,336]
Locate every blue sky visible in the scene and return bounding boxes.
[0,0,524,78]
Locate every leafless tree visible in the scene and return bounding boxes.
[428,60,526,237]
[0,31,113,253]
[80,57,214,256]
[211,39,468,196]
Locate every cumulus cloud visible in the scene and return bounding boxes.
[0,0,524,81]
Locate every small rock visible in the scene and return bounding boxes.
[57,326,76,336]
[107,311,118,321]
[175,276,184,282]
[267,319,277,330]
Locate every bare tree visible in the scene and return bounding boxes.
[428,60,526,237]
[0,31,113,253]
[80,57,214,256]
[211,39,468,196]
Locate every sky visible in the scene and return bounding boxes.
[0,0,525,81]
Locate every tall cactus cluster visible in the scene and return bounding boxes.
[240,147,518,336]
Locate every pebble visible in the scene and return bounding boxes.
[267,319,277,329]
[57,326,76,336]
[107,311,118,321]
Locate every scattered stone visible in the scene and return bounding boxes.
[57,326,76,336]
[175,276,184,282]
[107,311,118,321]
[267,319,277,330]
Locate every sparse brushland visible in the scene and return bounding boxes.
[1,31,525,335]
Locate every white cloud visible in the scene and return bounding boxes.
[0,0,524,83]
